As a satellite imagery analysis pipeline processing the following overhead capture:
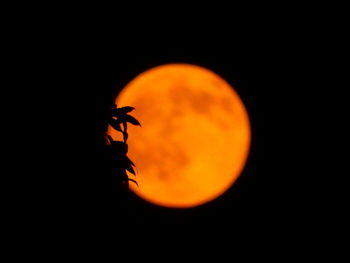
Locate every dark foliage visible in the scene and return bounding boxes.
[104,104,141,188]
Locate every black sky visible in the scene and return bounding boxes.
[48,36,302,227]
[13,13,332,250]
[5,3,344,258]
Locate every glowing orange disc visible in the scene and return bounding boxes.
[108,64,251,208]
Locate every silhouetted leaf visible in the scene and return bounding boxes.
[110,141,128,155]
[118,156,135,175]
[125,115,141,126]
[122,106,135,112]
[109,118,122,132]
[125,156,135,167]
[111,106,135,117]
[125,161,136,175]
[128,178,139,187]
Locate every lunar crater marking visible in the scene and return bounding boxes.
[169,84,236,130]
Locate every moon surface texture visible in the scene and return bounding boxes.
[108,64,251,208]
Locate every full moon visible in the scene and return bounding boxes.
[108,64,251,208]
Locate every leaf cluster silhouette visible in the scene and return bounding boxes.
[104,104,141,188]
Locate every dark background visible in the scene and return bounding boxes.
[13,11,334,250]
[5,3,344,258]
[46,33,307,230]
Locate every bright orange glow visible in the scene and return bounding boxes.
[108,64,251,208]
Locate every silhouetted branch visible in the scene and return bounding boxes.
[104,104,140,188]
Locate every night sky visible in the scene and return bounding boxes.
[20,17,329,249]
[7,5,346,261]
[54,37,302,227]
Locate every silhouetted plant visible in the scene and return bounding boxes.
[105,104,141,188]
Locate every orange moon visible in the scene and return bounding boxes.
[108,64,251,208]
